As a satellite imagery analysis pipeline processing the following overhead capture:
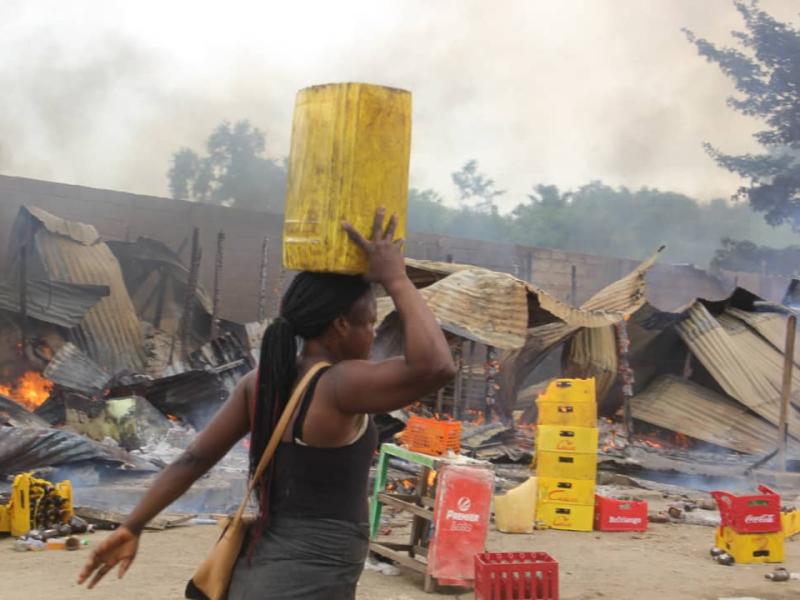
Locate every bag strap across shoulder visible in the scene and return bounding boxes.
[233,361,331,521]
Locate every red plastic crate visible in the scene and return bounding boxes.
[711,485,781,534]
[404,416,461,456]
[594,495,648,532]
[475,552,558,600]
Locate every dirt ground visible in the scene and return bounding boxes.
[2,520,799,600]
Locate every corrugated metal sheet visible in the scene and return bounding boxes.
[631,375,787,455]
[727,307,800,366]
[43,342,112,395]
[8,207,145,373]
[25,205,100,245]
[717,311,800,405]
[564,326,618,402]
[405,258,474,287]
[0,427,156,473]
[496,249,664,411]
[378,254,651,350]
[676,302,800,437]
[0,279,107,328]
[378,268,530,349]
[107,238,213,336]
[0,395,50,428]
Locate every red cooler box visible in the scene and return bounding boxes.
[428,464,495,587]
[594,495,648,532]
[711,486,781,534]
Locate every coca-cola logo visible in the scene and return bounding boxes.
[744,514,775,524]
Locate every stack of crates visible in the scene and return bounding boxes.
[534,378,598,532]
[712,486,784,564]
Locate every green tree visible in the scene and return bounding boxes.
[167,120,286,212]
[451,160,505,213]
[685,1,800,227]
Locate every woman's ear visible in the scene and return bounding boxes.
[332,315,350,337]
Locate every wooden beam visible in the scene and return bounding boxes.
[376,493,433,521]
[258,236,269,322]
[778,315,797,470]
[211,230,225,339]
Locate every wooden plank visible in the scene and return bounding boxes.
[379,542,429,557]
[75,507,196,531]
[377,493,433,521]
[369,542,427,574]
[389,494,435,508]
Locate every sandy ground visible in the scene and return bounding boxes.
[2,520,799,600]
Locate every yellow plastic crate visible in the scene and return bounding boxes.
[715,526,784,564]
[537,425,598,454]
[538,501,594,532]
[536,451,597,481]
[537,400,597,428]
[782,510,800,539]
[537,477,596,506]
[539,378,596,404]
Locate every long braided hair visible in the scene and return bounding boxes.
[250,271,371,521]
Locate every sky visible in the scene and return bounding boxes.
[1,0,797,211]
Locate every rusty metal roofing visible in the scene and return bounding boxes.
[0,279,108,328]
[24,205,101,245]
[378,251,654,349]
[495,249,664,412]
[727,307,800,366]
[631,375,795,455]
[378,268,530,349]
[0,395,50,428]
[7,207,146,373]
[107,238,214,346]
[564,326,618,403]
[676,302,800,438]
[43,342,112,395]
[405,258,475,287]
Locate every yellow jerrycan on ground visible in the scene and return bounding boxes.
[282,82,412,274]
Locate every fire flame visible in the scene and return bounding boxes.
[0,371,53,411]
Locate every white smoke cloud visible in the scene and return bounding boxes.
[0,0,796,207]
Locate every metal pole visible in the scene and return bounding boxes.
[180,228,201,357]
[19,245,27,358]
[211,230,225,339]
[778,315,796,470]
[258,237,269,322]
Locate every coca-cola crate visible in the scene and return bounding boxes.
[594,495,648,532]
[711,486,781,534]
[475,552,558,600]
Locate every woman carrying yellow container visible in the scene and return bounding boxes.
[78,85,455,600]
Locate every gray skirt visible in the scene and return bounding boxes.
[228,516,369,600]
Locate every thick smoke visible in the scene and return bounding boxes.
[0,0,796,206]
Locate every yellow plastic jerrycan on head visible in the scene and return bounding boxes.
[283,83,412,274]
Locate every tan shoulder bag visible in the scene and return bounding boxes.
[185,362,331,600]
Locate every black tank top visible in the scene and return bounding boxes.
[269,367,378,523]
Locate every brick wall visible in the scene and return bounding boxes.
[0,174,787,323]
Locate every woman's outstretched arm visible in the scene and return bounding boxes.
[77,371,253,589]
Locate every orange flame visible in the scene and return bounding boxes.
[0,371,53,411]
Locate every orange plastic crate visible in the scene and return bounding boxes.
[404,416,461,456]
